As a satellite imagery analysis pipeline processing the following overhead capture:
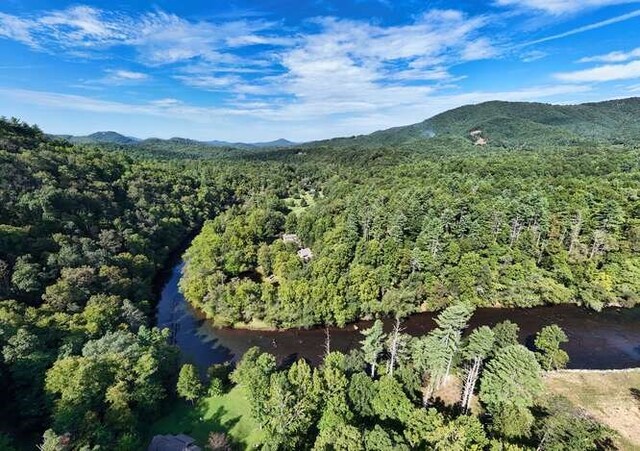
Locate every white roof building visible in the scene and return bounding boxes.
[282,233,301,245]
[297,248,313,262]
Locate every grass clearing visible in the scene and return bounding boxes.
[285,191,316,215]
[544,370,640,450]
[148,385,263,449]
[426,370,640,450]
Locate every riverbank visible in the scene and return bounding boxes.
[151,227,202,303]
[158,260,640,371]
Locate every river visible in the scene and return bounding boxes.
[157,260,640,370]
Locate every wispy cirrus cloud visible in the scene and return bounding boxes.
[106,69,148,81]
[0,5,286,67]
[0,12,36,46]
[523,8,640,45]
[521,50,548,62]
[495,0,640,14]
[0,6,130,49]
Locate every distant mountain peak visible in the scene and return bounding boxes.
[307,97,640,148]
[58,131,297,149]
[61,131,140,145]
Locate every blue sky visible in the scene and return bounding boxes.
[1,1,640,141]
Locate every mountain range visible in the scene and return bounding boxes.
[54,131,298,149]
[53,97,640,150]
[312,97,640,148]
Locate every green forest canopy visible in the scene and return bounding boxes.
[0,96,638,449]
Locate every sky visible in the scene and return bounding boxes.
[0,1,640,142]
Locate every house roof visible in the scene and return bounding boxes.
[297,248,313,260]
[148,434,201,451]
[282,233,301,244]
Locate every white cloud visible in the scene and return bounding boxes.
[495,0,640,14]
[149,98,183,107]
[127,12,283,66]
[461,38,498,61]
[0,12,37,46]
[37,6,125,43]
[175,74,240,90]
[0,82,592,141]
[266,10,495,118]
[555,60,640,82]
[0,5,499,106]
[578,47,640,63]
[523,9,640,46]
[108,70,148,81]
[0,6,285,68]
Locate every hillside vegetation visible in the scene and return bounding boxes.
[0,117,306,449]
[182,141,640,328]
[312,97,640,149]
[1,95,639,450]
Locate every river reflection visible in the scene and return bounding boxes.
[157,261,640,370]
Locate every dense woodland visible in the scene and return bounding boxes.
[220,308,613,450]
[0,118,302,449]
[182,138,640,328]
[0,96,638,450]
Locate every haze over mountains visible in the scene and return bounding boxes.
[53,97,640,151]
[55,131,298,149]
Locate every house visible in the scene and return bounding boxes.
[266,274,278,283]
[297,248,313,262]
[282,233,301,246]
[148,434,201,451]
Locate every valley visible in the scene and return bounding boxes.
[2,97,640,450]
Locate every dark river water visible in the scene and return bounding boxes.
[157,261,640,370]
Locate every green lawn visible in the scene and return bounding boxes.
[148,386,263,450]
[285,192,316,215]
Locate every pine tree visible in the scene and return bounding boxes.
[176,364,203,404]
[412,304,474,404]
[460,326,495,413]
[360,319,386,377]
[479,345,543,438]
[534,324,569,371]
[431,303,475,381]
[492,320,520,350]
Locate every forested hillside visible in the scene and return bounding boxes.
[55,98,640,156]
[182,140,640,328]
[312,97,640,148]
[0,117,305,449]
[1,96,639,450]
[51,131,140,145]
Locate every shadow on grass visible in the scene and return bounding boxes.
[147,398,246,450]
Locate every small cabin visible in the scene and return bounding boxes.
[266,274,278,284]
[297,248,313,262]
[148,434,201,451]
[282,233,301,246]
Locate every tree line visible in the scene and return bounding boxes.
[177,305,612,450]
[182,139,640,328]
